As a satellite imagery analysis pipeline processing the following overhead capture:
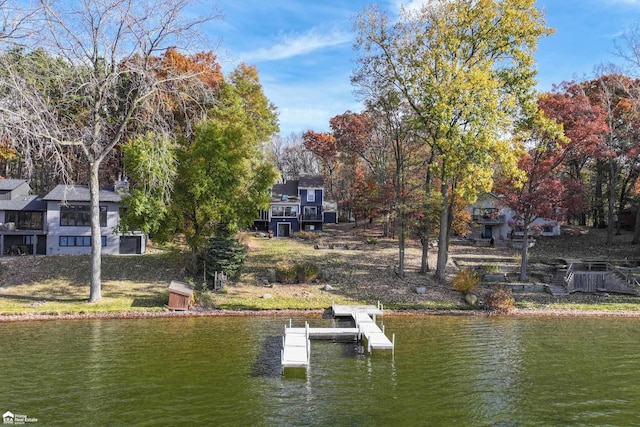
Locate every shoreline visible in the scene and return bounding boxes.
[2,306,640,323]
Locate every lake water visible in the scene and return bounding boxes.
[1,315,640,426]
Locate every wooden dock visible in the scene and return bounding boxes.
[281,303,395,371]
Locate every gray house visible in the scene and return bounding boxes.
[0,180,48,255]
[0,179,146,256]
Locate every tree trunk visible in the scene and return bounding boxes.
[633,202,640,244]
[420,237,429,274]
[607,159,616,246]
[397,218,405,278]
[519,228,529,282]
[88,162,102,303]
[420,154,433,275]
[383,211,390,238]
[594,161,605,228]
[434,180,449,282]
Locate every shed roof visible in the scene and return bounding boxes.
[0,179,28,191]
[169,280,195,297]
[43,185,121,203]
[0,195,47,211]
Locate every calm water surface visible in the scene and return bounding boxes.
[1,315,640,426]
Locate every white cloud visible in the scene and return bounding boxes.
[239,29,352,63]
[393,0,429,12]
[264,76,362,135]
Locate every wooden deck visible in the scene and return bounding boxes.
[281,303,395,372]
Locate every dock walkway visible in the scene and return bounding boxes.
[281,303,394,371]
[333,303,394,352]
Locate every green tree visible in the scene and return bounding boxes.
[353,0,551,282]
[119,132,177,235]
[164,68,278,266]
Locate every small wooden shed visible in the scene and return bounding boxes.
[168,280,194,311]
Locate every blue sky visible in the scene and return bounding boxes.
[204,0,640,137]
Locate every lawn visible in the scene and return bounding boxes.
[0,251,186,315]
[1,224,640,316]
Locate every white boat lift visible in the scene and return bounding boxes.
[281,303,395,371]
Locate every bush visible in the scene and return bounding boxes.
[484,286,515,313]
[452,268,480,294]
[482,263,501,273]
[295,262,320,283]
[365,238,379,245]
[295,231,317,240]
[275,260,297,284]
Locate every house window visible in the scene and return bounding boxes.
[5,211,44,230]
[60,205,107,227]
[543,225,553,233]
[59,236,107,247]
[271,205,298,217]
[472,207,499,221]
[307,191,315,202]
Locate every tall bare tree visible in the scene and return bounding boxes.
[0,0,219,302]
[269,133,319,182]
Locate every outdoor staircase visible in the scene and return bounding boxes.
[546,270,569,296]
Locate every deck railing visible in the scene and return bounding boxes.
[300,214,322,221]
[565,262,640,295]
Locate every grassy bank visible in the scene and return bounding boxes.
[1,224,640,317]
[0,252,185,315]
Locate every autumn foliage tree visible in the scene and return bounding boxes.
[583,74,640,244]
[353,0,551,282]
[538,81,609,224]
[496,109,568,281]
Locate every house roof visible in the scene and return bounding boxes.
[43,185,121,203]
[299,174,323,188]
[0,179,28,191]
[0,194,47,211]
[271,180,299,202]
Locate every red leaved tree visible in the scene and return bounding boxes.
[495,108,568,281]
[539,81,609,224]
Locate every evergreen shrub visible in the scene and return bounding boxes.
[200,236,247,288]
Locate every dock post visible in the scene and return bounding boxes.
[306,322,311,363]
[392,334,395,357]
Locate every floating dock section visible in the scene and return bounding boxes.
[281,303,395,371]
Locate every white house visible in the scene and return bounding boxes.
[469,193,561,243]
